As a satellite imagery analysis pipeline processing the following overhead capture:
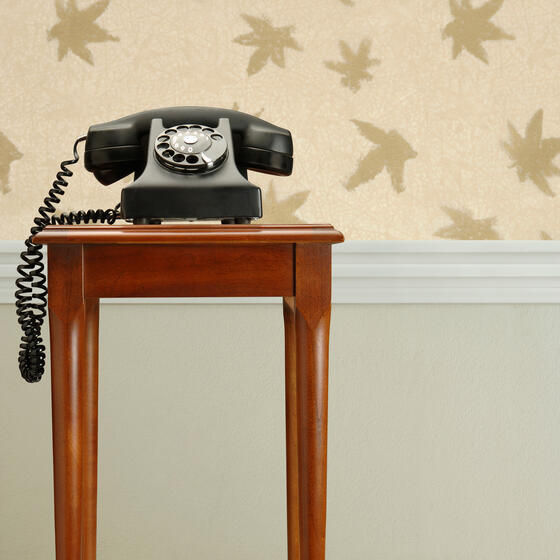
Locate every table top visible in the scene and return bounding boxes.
[33,223,344,245]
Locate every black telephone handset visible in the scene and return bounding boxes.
[16,107,293,382]
[84,107,293,223]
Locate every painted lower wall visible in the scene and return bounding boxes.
[1,303,560,559]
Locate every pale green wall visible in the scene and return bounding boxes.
[1,304,560,559]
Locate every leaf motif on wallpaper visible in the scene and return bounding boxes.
[435,207,500,239]
[346,120,417,193]
[541,231,553,240]
[442,0,514,64]
[47,0,119,65]
[262,182,309,224]
[503,109,560,197]
[233,14,302,76]
[324,40,380,93]
[232,102,264,118]
[0,132,22,195]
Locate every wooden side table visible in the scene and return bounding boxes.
[33,224,344,560]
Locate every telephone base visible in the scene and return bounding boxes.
[130,217,252,225]
[120,118,263,223]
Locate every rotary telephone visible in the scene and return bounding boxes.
[15,107,294,382]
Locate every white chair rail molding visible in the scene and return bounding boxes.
[2,240,560,304]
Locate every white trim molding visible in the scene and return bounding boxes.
[333,241,560,303]
[2,240,560,304]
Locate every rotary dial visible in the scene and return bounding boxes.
[154,124,228,172]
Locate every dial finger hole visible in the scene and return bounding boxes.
[162,149,174,158]
[176,125,189,130]
[157,135,170,142]
[203,128,213,133]
[165,129,177,135]
[172,154,185,162]
[186,155,199,164]
[211,134,223,141]
[157,142,170,150]
[190,125,201,129]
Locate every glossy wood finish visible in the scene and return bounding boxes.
[48,245,100,560]
[283,297,300,559]
[34,223,344,245]
[84,244,293,298]
[36,224,343,560]
[82,298,99,560]
[293,244,332,560]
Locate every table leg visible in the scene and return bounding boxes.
[283,297,300,560]
[48,245,100,560]
[82,298,99,559]
[294,244,332,560]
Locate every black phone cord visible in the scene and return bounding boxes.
[15,136,121,383]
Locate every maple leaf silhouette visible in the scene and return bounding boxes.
[435,207,500,239]
[325,40,380,92]
[233,14,302,76]
[442,0,514,64]
[232,102,264,118]
[503,109,560,197]
[0,131,22,194]
[47,0,119,65]
[346,120,417,193]
[541,231,553,240]
[262,182,309,224]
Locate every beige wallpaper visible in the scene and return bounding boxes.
[0,0,559,239]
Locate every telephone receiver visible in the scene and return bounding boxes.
[84,106,294,223]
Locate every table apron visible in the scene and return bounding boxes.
[79,243,295,298]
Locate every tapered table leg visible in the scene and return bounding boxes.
[82,297,100,560]
[48,245,100,560]
[283,297,300,560]
[294,244,332,560]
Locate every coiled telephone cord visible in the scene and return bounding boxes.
[15,136,121,383]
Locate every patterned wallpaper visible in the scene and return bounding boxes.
[0,0,559,239]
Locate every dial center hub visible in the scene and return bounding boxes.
[170,129,212,153]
